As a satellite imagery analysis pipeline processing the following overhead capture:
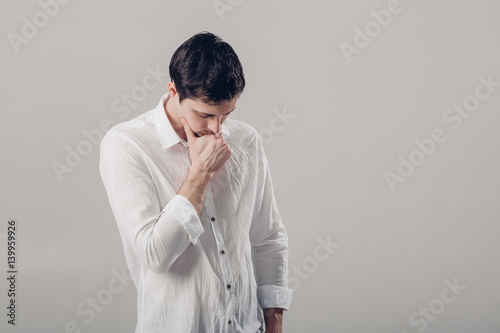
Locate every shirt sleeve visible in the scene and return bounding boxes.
[99,133,205,273]
[249,132,293,311]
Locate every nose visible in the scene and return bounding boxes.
[208,116,223,136]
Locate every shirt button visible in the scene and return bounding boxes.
[210,217,215,222]
[226,284,231,289]
[228,320,232,325]
[220,250,225,255]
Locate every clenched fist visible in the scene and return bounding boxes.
[181,118,232,176]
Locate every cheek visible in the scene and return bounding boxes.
[188,116,206,130]
[184,113,196,123]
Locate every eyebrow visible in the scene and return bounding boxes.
[193,108,236,116]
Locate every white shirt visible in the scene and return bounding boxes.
[99,93,293,333]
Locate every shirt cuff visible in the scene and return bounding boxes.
[257,285,293,310]
[162,194,204,246]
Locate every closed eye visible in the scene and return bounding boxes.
[198,111,233,119]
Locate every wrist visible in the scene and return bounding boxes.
[188,164,213,183]
[177,164,213,217]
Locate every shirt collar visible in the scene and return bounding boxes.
[154,93,230,150]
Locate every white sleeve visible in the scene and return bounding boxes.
[99,133,205,273]
[249,133,293,310]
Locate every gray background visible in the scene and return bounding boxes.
[1,0,499,332]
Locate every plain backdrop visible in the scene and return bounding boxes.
[1,0,499,332]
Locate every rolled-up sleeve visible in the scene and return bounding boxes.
[99,133,204,273]
[249,134,293,310]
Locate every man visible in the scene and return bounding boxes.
[99,31,292,332]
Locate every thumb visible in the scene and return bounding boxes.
[181,119,196,141]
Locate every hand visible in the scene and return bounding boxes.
[264,324,282,333]
[181,118,231,175]
[264,308,283,333]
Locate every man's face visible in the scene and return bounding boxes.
[168,82,237,138]
[178,97,237,137]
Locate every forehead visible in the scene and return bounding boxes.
[184,97,237,115]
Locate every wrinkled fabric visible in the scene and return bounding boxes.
[99,93,293,333]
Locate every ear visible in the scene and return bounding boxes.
[168,81,178,98]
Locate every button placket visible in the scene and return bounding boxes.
[205,185,234,305]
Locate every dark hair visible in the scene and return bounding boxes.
[169,31,245,105]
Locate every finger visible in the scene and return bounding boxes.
[181,119,196,141]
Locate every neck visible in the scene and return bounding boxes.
[164,95,187,141]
